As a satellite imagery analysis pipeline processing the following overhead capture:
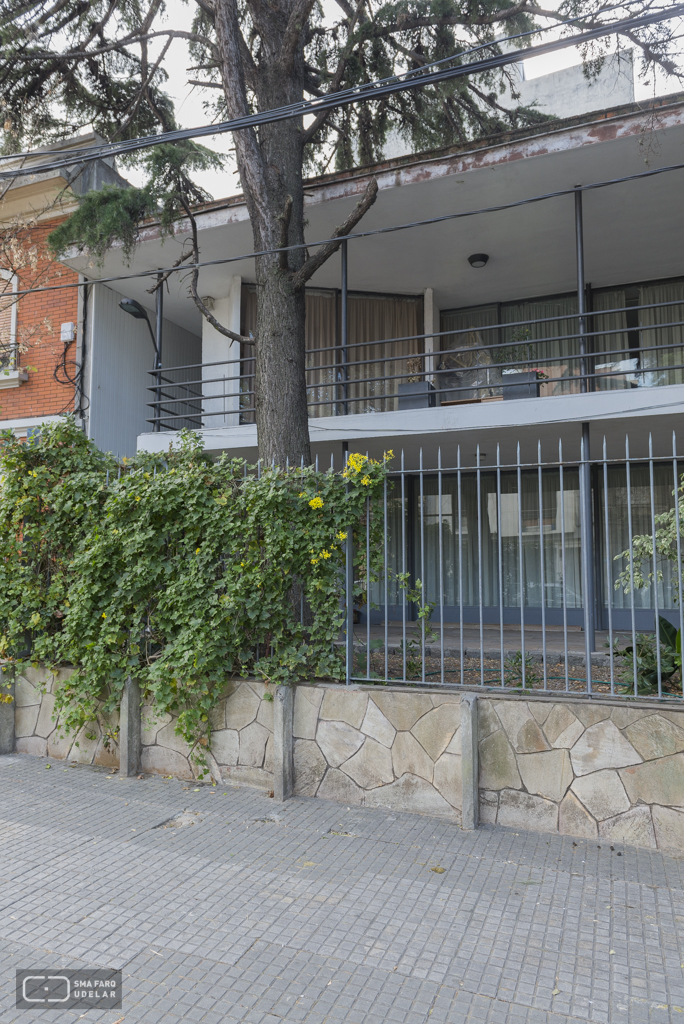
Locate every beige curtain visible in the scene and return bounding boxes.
[345,294,423,414]
[240,285,422,420]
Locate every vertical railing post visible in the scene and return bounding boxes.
[154,271,163,432]
[340,239,348,416]
[580,423,596,689]
[574,187,589,394]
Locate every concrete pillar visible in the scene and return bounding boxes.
[0,668,14,755]
[273,685,294,802]
[202,276,242,428]
[460,693,479,830]
[119,676,141,777]
[423,287,439,384]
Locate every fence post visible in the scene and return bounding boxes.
[273,684,294,802]
[460,693,479,830]
[119,676,141,777]
[0,666,15,756]
[580,423,596,683]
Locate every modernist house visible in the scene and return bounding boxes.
[11,64,684,641]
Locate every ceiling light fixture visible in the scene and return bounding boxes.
[468,253,489,268]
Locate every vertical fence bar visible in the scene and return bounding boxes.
[401,449,407,682]
[496,444,505,688]
[419,448,426,684]
[648,434,663,698]
[345,449,354,685]
[602,436,615,695]
[673,431,684,697]
[538,441,548,688]
[366,490,371,681]
[575,187,588,394]
[438,447,445,687]
[383,472,389,682]
[517,443,526,689]
[559,440,570,691]
[625,435,638,696]
[476,445,484,686]
[580,426,594,693]
[457,445,464,686]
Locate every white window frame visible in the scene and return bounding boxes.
[0,269,25,388]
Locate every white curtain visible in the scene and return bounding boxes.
[639,280,684,387]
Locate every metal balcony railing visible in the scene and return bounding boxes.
[146,297,684,429]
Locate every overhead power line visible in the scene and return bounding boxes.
[3,157,684,301]
[0,1,633,167]
[2,3,682,183]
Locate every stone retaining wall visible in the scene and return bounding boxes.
[293,685,462,819]
[142,678,274,788]
[7,668,684,854]
[478,696,684,853]
[14,666,119,767]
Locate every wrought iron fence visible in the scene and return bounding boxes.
[146,295,684,428]
[343,433,684,700]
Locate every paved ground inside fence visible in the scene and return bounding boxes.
[2,755,684,1024]
[362,624,629,657]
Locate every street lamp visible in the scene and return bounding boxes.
[119,275,163,431]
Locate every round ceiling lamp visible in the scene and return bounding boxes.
[468,253,489,268]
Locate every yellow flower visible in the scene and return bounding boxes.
[336,530,347,541]
[361,475,371,486]
[309,496,323,510]
[135,496,141,501]
[310,557,319,564]
[196,547,201,554]
[102,613,106,619]
[299,491,306,498]
[321,549,331,559]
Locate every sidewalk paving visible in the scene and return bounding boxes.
[1,753,683,1024]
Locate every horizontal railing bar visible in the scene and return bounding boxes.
[148,298,684,374]
[301,328,684,379]
[148,316,684,384]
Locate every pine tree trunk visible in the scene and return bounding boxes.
[254,260,311,467]
[214,0,313,467]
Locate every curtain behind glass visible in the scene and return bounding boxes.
[590,288,640,392]
[305,291,337,418]
[346,294,423,414]
[600,462,677,610]
[501,296,579,396]
[439,305,501,401]
[639,280,684,387]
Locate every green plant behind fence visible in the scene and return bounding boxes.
[0,418,390,765]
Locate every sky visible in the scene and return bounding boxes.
[121,0,683,199]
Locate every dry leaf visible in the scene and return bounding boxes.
[552,989,560,996]
[431,867,445,874]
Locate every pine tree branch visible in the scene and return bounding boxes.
[291,177,378,290]
[280,0,319,74]
[182,200,252,343]
[302,0,366,144]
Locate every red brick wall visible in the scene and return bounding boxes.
[1,216,79,421]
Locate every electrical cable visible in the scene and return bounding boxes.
[2,155,684,301]
[2,4,682,181]
[0,0,635,165]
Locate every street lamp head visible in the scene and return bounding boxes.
[119,298,148,319]
[468,253,489,268]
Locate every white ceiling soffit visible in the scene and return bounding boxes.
[65,99,684,337]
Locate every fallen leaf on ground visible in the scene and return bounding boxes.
[431,867,445,874]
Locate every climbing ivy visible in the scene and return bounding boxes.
[0,418,390,763]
